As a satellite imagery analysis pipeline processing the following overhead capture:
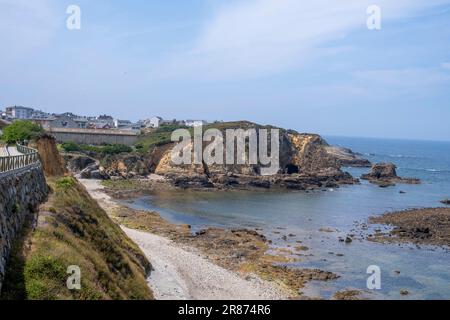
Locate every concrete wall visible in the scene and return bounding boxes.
[0,163,48,291]
[49,129,139,146]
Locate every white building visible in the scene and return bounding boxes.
[149,116,163,128]
[185,120,208,127]
[140,117,162,128]
[6,106,34,119]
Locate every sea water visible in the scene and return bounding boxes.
[124,137,450,299]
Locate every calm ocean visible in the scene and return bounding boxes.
[125,137,450,299]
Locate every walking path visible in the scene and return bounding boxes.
[80,179,288,300]
[0,146,23,157]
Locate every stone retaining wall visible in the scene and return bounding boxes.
[0,163,48,292]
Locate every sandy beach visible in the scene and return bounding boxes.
[80,179,287,300]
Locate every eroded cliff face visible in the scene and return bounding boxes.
[150,124,356,190]
[154,132,337,175]
[62,122,365,190]
[35,135,67,177]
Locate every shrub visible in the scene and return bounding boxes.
[61,142,81,152]
[12,203,21,214]
[101,144,132,155]
[55,177,76,190]
[2,120,44,144]
[24,255,67,300]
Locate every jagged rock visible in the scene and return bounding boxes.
[441,199,450,205]
[363,163,397,179]
[63,154,96,173]
[102,154,149,178]
[361,163,420,186]
[89,170,105,180]
[325,146,371,167]
[400,290,409,296]
[369,208,450,247]
[171,175,214,189]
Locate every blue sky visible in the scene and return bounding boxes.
[1,0,450,140]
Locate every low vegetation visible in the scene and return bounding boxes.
[1,177,153,300]
[101,179,150,191]
[1,120,44,144]
[134,121,283,154]
[135,124,188,152]
[61,142,133,155]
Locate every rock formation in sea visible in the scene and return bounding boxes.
[361,162,420,187]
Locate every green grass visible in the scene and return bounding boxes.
[1,178,154,300]
[135,124,188,153]
[61,142,133,155]
[55,176,77,189]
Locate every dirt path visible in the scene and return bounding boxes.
[80,179,287,300]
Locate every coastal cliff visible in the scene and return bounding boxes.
[65,121,367,191]
[149,122,360,190]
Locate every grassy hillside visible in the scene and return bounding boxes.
[135,124,186,152]
[1,177,153,300]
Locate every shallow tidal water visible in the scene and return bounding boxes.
[124,137,450,299]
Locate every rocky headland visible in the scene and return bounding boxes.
[63,121,368,191]
[324,146,371,168]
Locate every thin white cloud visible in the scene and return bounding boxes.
[163,0,450,79]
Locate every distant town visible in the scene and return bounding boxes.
[0,105,213,131]
[0,105,222,146]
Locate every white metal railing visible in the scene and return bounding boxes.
[0,144,40,173]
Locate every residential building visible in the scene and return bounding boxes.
[88,122,113,130]
[32,117,57,129]
[31,109,51,120]
[114,119,132,128]
[32,114,81,130]
[96,115,115,127]
[5,106,34,119]
[114,119,141,131]
[73,117,89,129]
[147,116,163,128]
[48,114,79,129]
